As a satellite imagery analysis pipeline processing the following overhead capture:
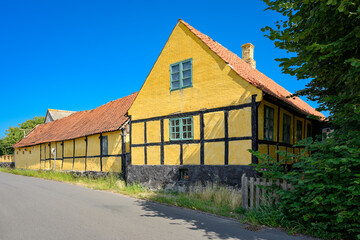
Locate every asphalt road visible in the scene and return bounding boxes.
[0,172,316,240]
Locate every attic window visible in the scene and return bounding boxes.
[170,59,192,91]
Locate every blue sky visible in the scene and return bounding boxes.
[0,0,323,137]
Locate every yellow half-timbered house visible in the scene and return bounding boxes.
[126,20,324,187]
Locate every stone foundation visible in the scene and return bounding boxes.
[0,162,15,168]
[127,165,257,190]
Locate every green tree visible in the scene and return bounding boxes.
[0,116,45,155]
[257,0,360,238]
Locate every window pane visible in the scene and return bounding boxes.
[187,118,191,124]
[172,73,180,81]
[183,78,191,87]
[183,69,191,78]
[182,61,191,70]
[172,81,180,89]
[182,119,187,125]
[175,119,179,125]
[176,133,180,139]
[187,125,191,131]
[171,133,176,139]
[183,132,187,138]
[172,64,179,72]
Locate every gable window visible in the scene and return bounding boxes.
[101,136,108,155]
[296,120,303,142]
[170,117,193,140]
[283,114,291,144]
[170,59,192,91]
[264,106,274,141]
[307,123,312,138]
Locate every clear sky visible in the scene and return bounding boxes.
[0,0,324,138]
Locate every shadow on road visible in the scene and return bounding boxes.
[134,198,290,240]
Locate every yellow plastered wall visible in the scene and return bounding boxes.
[147,146,161,165]
[102,156,121,172]
[229,140,252,165]
[183,144,200,165]
[63,140,74,170]
[105,130,122,155]
[56,142,62,159]
[204,112,224,139]
[204,142,224,165]
[132,147,144,165]
[0,155,14,163]
[132,123,144,145]
[14,145,40,169]
[87,134,100,155]
[40,143,46,160]
[164,145,180,165]
[147,121,160,143]
[229,108,252,138]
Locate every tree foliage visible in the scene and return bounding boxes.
[258,0,360,238]
[0,116,45,155]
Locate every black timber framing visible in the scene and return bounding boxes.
[224,110,229,165]
[200,113,204,165]
[85,137,88,171]
[62,141,64,169]
[180,143,183,165]
[160,119,164,165]
[72,139,75,171]
[100,133,103,172]
[130,95,259,166]
[39,144,42,169]
[251,95,259,164]
[144,122,147,165]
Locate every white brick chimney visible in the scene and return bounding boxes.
[241,43,256,69]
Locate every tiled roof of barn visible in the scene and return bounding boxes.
[180,20,325,119]
[13,92,138,148]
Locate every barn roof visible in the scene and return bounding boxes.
[13,92,138,148]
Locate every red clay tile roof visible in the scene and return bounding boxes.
[180,20,325,119]
[13,92,138,148]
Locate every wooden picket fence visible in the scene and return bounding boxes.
[241,174,293,210]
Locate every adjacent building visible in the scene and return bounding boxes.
[12,93,137,175]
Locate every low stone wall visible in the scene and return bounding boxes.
[127,165,257,190]
[0,162,15,168]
